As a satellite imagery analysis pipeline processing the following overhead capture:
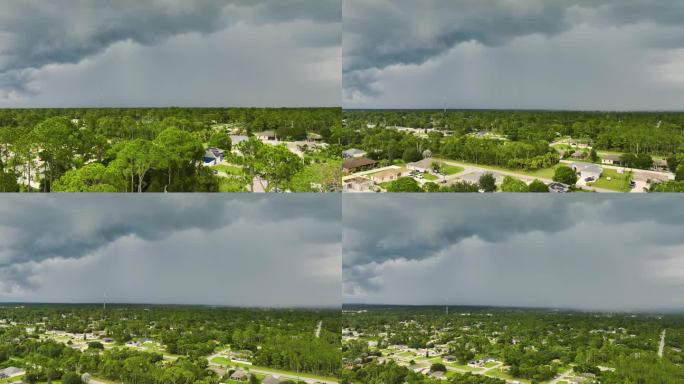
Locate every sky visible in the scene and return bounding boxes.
[343,195,684,312]
[0,0,341,108]
[343,0,684,110]
[0,195,341,308]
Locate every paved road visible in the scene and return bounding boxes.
[439,159,616,192]
[315,321,322,338]
[659,329,667,358]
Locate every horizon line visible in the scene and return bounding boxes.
[0,301,340,310]
[342,107,684,113]
[342,302,684,314]
[0,106,341,110]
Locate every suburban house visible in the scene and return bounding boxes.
[570,151,587,160]
[306,132,323,143]
[229,370,251,382]
[343,176,375,193]
[652,158,668,172]
[571,162,603,181]
[203,147,225,165]
[229,135,249,148]
[343,148,368,158]
[255,130,277,141]
[368,166,407,183]
[343,157,378,174]
[601,154,621,165]
[407,158,435,173]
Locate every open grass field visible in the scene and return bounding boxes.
[439,163,465,175]
[588,168,632,192]
[212,164,242,176]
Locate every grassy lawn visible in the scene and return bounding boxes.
[445,363,483,372]
[218,360,338,382]
[422,173,438,181]
[439,163,464,175]
[211,356,231,365]
[486,368,532,384]
[0,375,24,384]
[551,143,573,152]
[587,168,632,192]
[218,177,247,192]
[212,164,242,176]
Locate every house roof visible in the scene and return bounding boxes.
[207,147,224,155]
[343,176,373,184]
[230,370,249,379]
[572,162,602,174]
[369,168,405,179]
[343,157,377,170]
[204,150,218,159]
[262,376,284,384]
[343,148,367,156]
[602,154,621,161]
[408,158,434,169]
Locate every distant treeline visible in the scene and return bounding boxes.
[342,109,684,155]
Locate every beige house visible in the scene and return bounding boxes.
[343,176,375,193]
[255,130,277,141]
[368,167,408,183]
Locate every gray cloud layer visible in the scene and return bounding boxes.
[0,195,341,307]
[343,195,684,311]
[0,0,341,106]
[343,0,684,109]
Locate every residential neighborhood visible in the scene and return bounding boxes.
[341,306,684,384]
[0,305,340,384]
[338,110,681,193]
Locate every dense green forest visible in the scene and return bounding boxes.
[342,110,684,155]
[0,305,340,383]
[341,305,684,384]
[0,108,341,193]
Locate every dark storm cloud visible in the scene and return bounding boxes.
[0,195,339,282]
[344,0,684,73]
[343,0,684,107]
[0,0,341,105]
[0,195,341,307]
[343,195,684,306]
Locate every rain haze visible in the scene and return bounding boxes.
[343,194,684,312]
[343,0,684,110]
[0,195,341,308]
[0,0,341,107]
